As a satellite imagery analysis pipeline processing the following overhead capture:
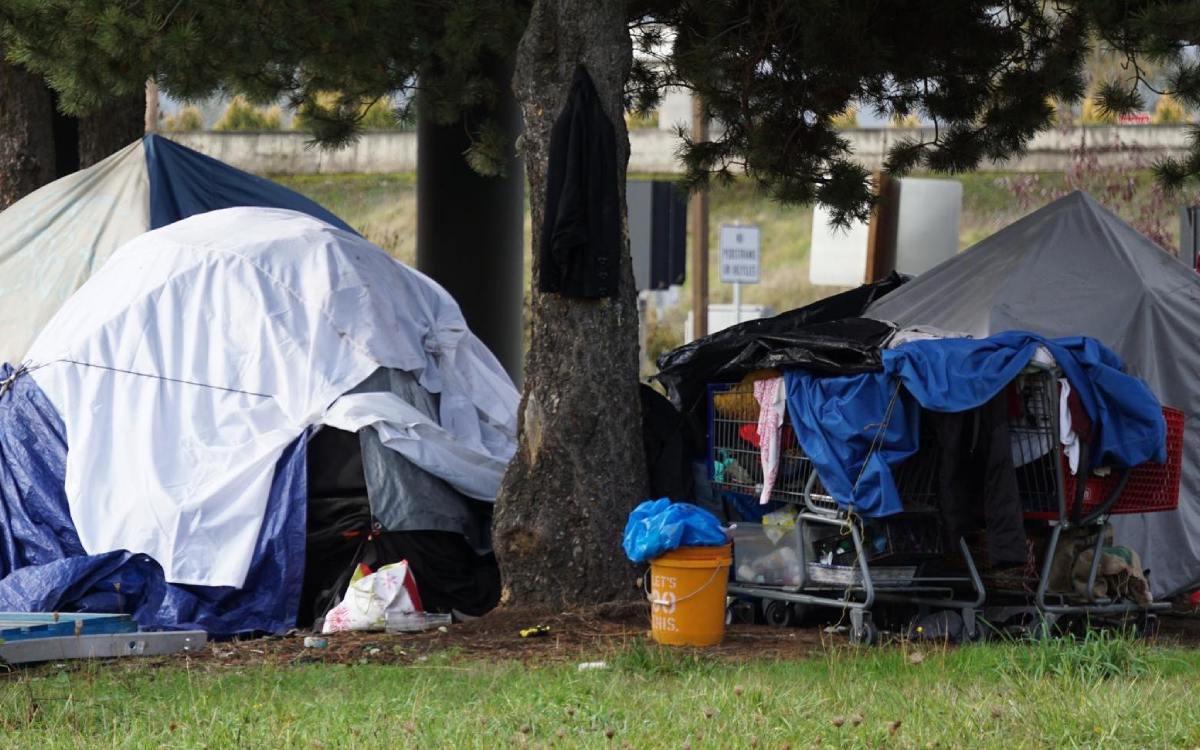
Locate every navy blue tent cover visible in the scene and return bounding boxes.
[784,332,1167,517]
[144,135,354,233]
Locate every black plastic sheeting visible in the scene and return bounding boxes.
[640,384,701,501]
[301,424,500,625]
[298,492,501,625]
[655,273,906,414]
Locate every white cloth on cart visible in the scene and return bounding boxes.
[1059,378,1081,474]
[885,325,973,348]
[754,376,786,505]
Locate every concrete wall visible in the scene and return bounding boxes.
[172,125,1194,175]
[844,125,1191,172]
[172,131,419,174]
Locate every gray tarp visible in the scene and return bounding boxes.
[349,368,490,554]
[868,191,1200,597]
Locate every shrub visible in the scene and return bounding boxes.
[214,97,282,131]
[1153,93,1191,124]
[359,99,399,130]
[830,105,858,129]
[163,105,203,133]
[293,93,404,132]
[626,109,660,130]
[1081,95,1117,125]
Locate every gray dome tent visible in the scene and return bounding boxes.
[868,191,1200,597]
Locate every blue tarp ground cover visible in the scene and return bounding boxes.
[0,364,307,637]
[784,332,1167,517]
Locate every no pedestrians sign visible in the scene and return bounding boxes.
[719,225,761,284]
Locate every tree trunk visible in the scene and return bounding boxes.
[145,80,160,134]
[77,91,145,168]
[493,0,646,606]
[0,57,56,209]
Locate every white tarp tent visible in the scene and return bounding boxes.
[25,207,518,588]
[868,191,1200,596]
[0,135,353,365]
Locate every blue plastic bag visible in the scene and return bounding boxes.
[623,498,727,563]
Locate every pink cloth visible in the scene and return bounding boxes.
[754,377,786,504]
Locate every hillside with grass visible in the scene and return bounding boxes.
[275,170,1188,366]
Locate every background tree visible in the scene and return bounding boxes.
[0,54,53,207]
[4,0,1198,607]
[1081,1,1200,188]
[77,92,145,167]
[0,61,141,203]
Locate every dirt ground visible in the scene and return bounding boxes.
[163,601,1200,671]
[179,604,824,670]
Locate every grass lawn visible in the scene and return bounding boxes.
[5,635,1200,749]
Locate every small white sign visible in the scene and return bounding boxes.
[719,225,760,284]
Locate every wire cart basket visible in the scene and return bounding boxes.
[709,380,985,645]
[988,363,1184,633]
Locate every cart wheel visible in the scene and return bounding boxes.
[850,618,878,646]
[963,611,985,643]
[1016,616,1051,642]
[762,600,793,628]
[1139,613,1160,640]
[726,599,755,626]
[790,603,812,624]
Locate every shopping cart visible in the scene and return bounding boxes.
[989,363,1184,633]
[709,380,985,645]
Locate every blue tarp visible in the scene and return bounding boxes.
[785,369,921,518]
[784,332,1167,517]
[0,364,307,636]
[144,134,355,233]
[623,498,727,563]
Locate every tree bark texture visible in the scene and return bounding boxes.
[493,0,647,607]
[77,91,145,169]
[0,57,55,209]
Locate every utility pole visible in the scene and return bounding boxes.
[689,95,710,340]
[863,172,898,282]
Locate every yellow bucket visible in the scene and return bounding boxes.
[648,544,732,647]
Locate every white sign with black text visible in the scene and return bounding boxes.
[718,225,761,284]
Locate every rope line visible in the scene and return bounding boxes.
[4,359,273,400]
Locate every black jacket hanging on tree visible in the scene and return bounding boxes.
[538,65,621,299]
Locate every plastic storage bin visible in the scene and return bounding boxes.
[731,522,806,588]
